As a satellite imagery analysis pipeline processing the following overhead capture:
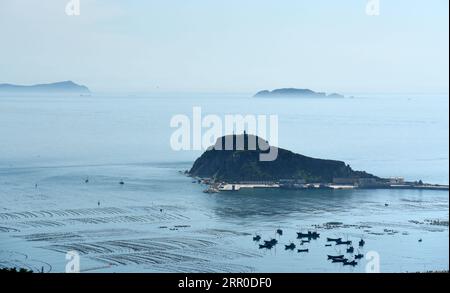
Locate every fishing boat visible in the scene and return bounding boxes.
[297,231,320,239]
[328,255,345,260]
[332,258,348,263]
[264,239,278,246]
[327,237,342,242]
[355,253,364,259]
[285,243,296,250]
[309,231,320,239]
[336,239,352,245]
[259,243,273,249]
[253,235,261,242]
[297,232,310,238]
[343,260,358,266]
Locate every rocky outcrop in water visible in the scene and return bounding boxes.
[189,134,377,183]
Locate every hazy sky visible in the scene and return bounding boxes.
[0,0,448,94]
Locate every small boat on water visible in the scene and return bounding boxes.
[328,255,345,260]
[285,243,296,250]
[343,260,358,266]
[253,235,261,242]
[325,244,332,247]
[332,258,348,263]
[276,229,283,236]
[264,239,278,246]
[359,239,365,247]
[259,244,273,249]
[354,253,364,259]
[327,237,342,242]
[297,249,309,253]
[301,239,310,245]
[309,231,320,238]
[346,246,354,253]
[297,231,320,239]
[336,239,352,245]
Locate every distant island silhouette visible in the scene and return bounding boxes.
[0,81,90,94]
[254,88,345,98]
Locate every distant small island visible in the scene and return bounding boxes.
[0,81,90,94]
[254,88,345,98]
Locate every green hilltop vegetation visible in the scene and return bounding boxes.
[189,134,377,183]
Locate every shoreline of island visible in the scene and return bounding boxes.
[183,174,449,193]
[185,133,449,194]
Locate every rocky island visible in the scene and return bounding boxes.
[190,134,375,183]
[189,134,449,192]
[254,88,345,98]
[0,81,90,94]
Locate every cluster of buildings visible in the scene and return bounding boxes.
[201,176,448,193]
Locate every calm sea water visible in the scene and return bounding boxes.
[0,93,448,272]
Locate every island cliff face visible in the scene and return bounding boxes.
[0,81,90,94]
[254,88,344,98]
[189,134,376,183]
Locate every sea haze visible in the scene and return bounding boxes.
[0,93,448,272]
